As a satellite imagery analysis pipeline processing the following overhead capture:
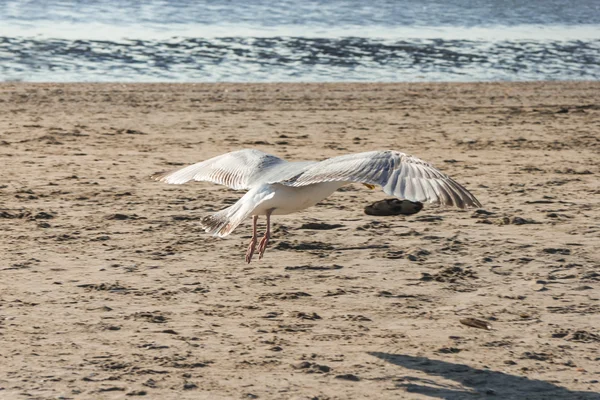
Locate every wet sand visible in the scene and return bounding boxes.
[0,82,599,399]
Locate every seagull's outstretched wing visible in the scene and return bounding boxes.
[152,149,287,190]
[277,150,481,208]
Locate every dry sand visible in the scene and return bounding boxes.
[0,82,599,399]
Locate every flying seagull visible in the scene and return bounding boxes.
[153,149,481,263]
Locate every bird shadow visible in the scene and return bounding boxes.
[368,352,600,400]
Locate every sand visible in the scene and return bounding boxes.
[0,82,599,400]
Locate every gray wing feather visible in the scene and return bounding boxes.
[152,149,287,190]
[278,150,481,209]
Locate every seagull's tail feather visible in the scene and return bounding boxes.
[200,186,275,238]
[201,202,251,238]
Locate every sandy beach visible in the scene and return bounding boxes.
[0,82,599,399]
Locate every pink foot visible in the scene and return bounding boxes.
[245,215,259,264]
[258,232,270,260]
[245,237,257,264]
[258,209,273,260]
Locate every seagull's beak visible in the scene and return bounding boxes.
[362,183,376,190]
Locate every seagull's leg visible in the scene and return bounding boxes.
[258,209,274,260]
[245,215,259,264]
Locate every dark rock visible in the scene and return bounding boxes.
[183,382,198,390]
[364,199,423,216]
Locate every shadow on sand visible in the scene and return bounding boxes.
[368,352,600,400]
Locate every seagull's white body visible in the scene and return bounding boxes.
[153,149,481,262]
[245,181,346,216]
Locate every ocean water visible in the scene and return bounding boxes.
[1,0,599,82]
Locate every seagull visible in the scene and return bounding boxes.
[153,149,481,263]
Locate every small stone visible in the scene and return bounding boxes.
[183,382,198,390]
[126,390,147,396]
[459,318,492,330]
